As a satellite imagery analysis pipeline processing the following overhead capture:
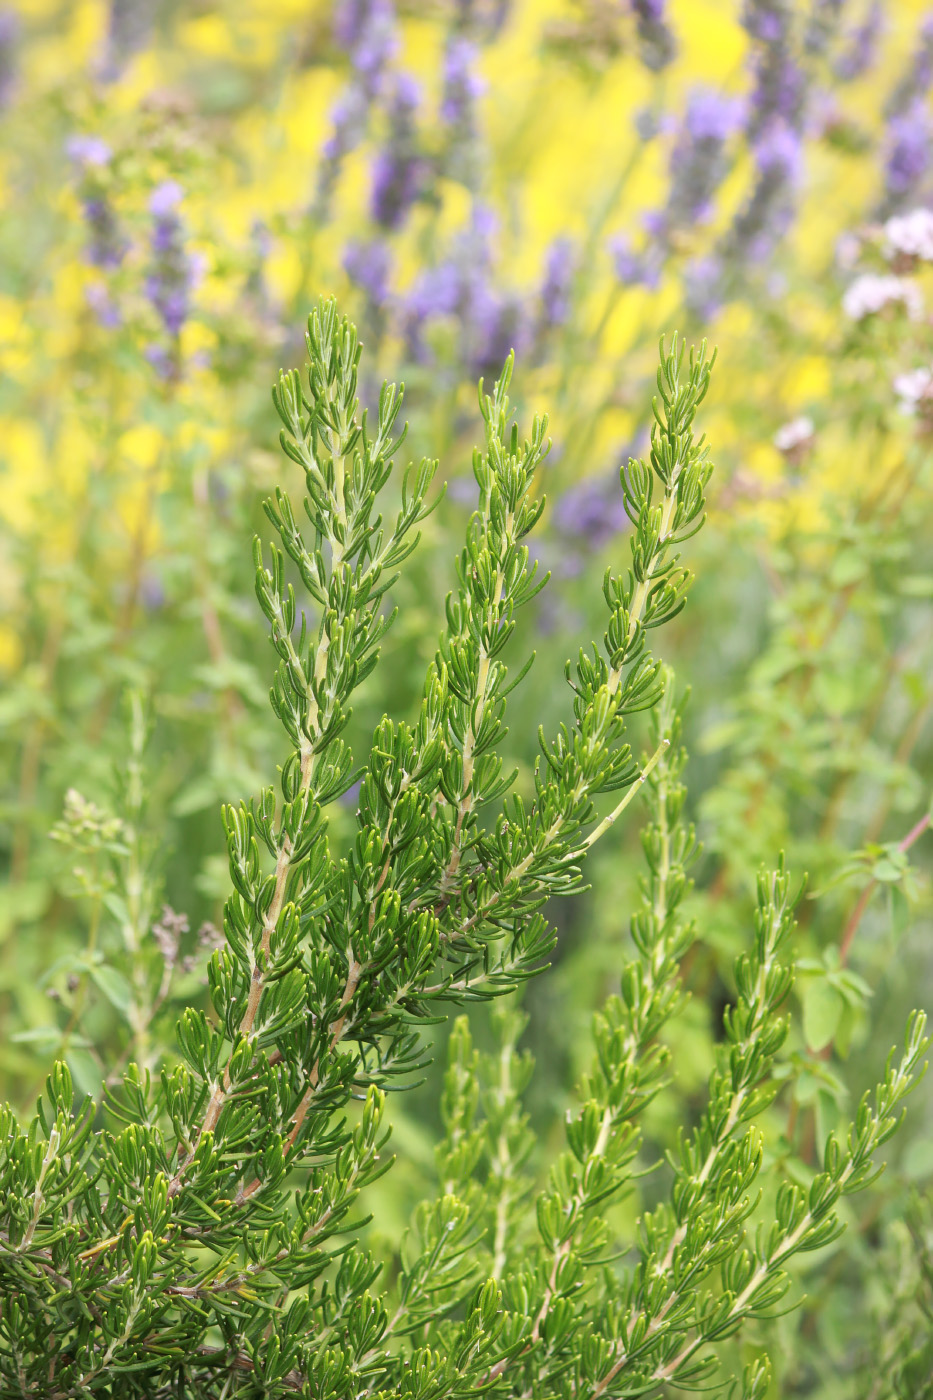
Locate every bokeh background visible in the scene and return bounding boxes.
[1,1,933,1392]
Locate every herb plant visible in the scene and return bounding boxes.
[0,302,926,1398]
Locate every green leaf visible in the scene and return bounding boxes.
[872,853,906,882]
[12,1026,91,1049]
[902,1135,933,1181]
[802,979,843,1052]
[0,881,48,942]
[829,549,867,588]
[897,574,933,597]
[90,964,134,1017]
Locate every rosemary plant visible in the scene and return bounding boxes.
[0,301,926,1398]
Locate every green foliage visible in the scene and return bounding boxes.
[0,302,927,1397]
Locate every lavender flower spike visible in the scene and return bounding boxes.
[67,136,128,271]
[537,236,576,334]
[335,0,398,97]
[370,73,423,229]
[439,35,485,187]
[146,180,203,366]
[660,87,745,234]
[885,10,933,118]
[630,0,677,71]
[343,239,392,307]
[834,2,883,82]
[882,101,933,211]
[608,232,661,290]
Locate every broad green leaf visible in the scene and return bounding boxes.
[90,963,134,1017]
[802,979,843,1053]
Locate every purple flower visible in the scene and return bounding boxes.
[149,180,183,217]
[439,35,484,186]
[441,36,484,123]
[741,0,788,43]
[742,0,807,139]
[554,468,629,547]
[685,87,745,143]
[67,137,128,270]
[146,182,202,350]
[66,134,112,167]
[316,4,398,216]
[335,0,398,92]
[885,10,933,118]
[608,233,661,289]
[804,0,847,56]
[884,102,933,204]
[143,343,174,379]
[370,73,423,229]
[630,0,676,71]
[754,119,803,183]
[338,0,398,94]
[82,197,127,268]
[538,236,576,332]
[343,239,392,305]
[339,777,363,810]
[683,254,724,320]
[720,119,803,270]
[140,571,166,610]
[403,205,529,375]
[656,87,745,235]
[835,2,883,81]
[406,261,461,333]
[321,87,368,170]
[85,282,121,328]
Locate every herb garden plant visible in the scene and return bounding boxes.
[0,301,927,1398]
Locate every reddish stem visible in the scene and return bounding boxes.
[839,811,930,967]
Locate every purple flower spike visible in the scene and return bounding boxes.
[538,236,576,331]
[146,180,201,355]
[85,282,122,328]
[741,0,788,44]
[343,239,393,306]
[835,2,883,82]
[439,35,484,185]
[755,119,803,184]
[370,73,423,229]
[685,88,745,143]
[684,254,724,321]
[67,141,127,270]
[402,207,528,376]
[554,467,629,548]
[885,9,933,118]
[335,0,398,93]
[651,87,744,242]
[608,233,662,289]
[884,103,933,200]
[630,0,676,71]
[442,36,484,121]
[82,197,127,268]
